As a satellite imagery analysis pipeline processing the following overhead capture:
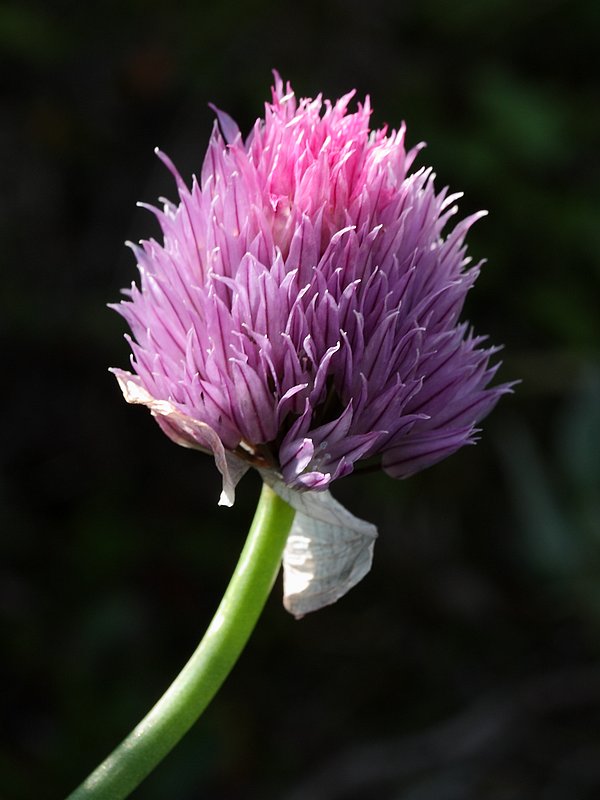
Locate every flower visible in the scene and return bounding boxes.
[112,73,511,616]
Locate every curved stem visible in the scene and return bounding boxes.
[66,482,295,800]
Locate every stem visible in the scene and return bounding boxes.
[66,482,295,800]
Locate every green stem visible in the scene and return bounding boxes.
[66,482,295,800]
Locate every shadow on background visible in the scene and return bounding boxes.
[1,0,599,798]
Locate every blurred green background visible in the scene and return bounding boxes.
[2,0,599,798]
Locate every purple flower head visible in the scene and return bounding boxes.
[112,73,512,615]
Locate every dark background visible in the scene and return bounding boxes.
[2,1,600,798]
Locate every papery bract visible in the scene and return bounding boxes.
[112,73,511,615]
